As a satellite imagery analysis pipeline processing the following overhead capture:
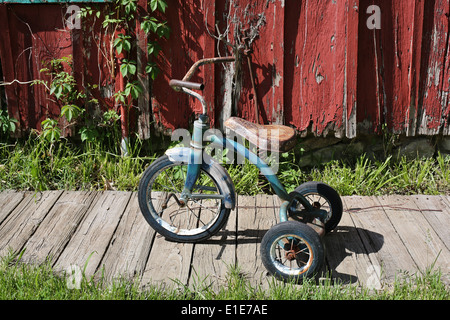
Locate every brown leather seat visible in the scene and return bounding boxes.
[224,117,297,152]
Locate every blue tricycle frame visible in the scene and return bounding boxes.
[138,56,343,283]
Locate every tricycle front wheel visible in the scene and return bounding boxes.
[138,155,231,243]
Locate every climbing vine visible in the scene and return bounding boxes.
[32,0,169,150]
[81,0,169,102]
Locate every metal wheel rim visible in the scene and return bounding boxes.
[291,192,333,223]
[270,234,314,276]
[145,162,222,236]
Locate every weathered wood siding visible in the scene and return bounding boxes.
[0,1,449,138]
[0,3,115,136]
[141,0,450,137]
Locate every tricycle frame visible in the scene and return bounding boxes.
[177,114,324,225]
[170,56,326,225]
[139,54,343,282]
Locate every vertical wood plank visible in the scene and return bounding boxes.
[100,193,156,282]
[21,191,98,265]
[54,191,131,277]
[0,190,27,225]
[407,0,425,136]
[140,236,194,288]
[324,196,375,286]
[236,194,277,286]
[343,196,417,284]
[417,0,450,135]
[410,195,450,252]
[189,201,237,291]
[270,0,285,125]
[344,0,359,138]
[0,5,21,132]
[378,195,450,273]
[140,191,194,288]
[136,0,151,140]
[0,191,62,257]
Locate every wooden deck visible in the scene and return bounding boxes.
[0,190,449,289]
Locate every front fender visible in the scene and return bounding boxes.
[165,147,236,210]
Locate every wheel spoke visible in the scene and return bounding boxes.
[144,161,225,238]
[271,235,312,274]
[163,169,179,194]
[186,203,205,226]
[191,198,219,216]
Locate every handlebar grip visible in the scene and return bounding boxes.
[169,79,204,91]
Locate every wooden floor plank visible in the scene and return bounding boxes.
[21,191,99,265]
[0,190,28,225]
[379,195,450,276]
[54,191,131,277]
[189,200,237,291]
[324,196,374,286]
[140,191,194,288]
[140,236,194,288]
[443,195,450,208]
[342,196,417,285]
[99,193,156,282]
[409,195,450,251]
[236,194,278,286]
[0,191,448,288]
[0,191,62,257]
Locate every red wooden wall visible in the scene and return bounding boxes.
[0,0,449,139]
[0,4,73,133]
[0,3,114,136]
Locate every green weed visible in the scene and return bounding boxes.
[0,136,449,196]
[0,251,447,300]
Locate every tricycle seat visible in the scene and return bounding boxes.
[224,117,296,152]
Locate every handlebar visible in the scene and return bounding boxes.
[169,56,235,91]
[169,56,236,115]
[181,56,235,82]
[169,79,204,91]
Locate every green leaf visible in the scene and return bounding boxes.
[141,16,159,34]
[147,42,161,57]
[150,0,167,13]
[116,43,123,55]
[114,91,126,104]
[120,59,137,78]
[128,63,137,76]
[40,119,61,143]
[125,81,143,99]
[113,35,131,54]
[158,0,168,13]
[79,126,99,143]
[61,104,82,122]
[150,0,158,11]
[8,121,16,133]
[145,62,160,80]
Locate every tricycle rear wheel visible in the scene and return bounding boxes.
[289,182,343,233]
[261,221,325,283]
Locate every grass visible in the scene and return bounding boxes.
[0,135,154,192]
[0,135,449,300]
[0,251,448,300]
[0,136,449,196]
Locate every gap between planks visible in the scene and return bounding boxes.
[0,191,448,287]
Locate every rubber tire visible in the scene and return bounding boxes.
[138,155,231,243]
[293,181,343,233]
[261,221,325,283]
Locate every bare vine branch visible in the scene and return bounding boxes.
[0,80,36,86]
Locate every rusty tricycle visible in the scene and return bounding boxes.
[138,56,343,282]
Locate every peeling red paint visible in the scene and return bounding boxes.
[0,0,449,138]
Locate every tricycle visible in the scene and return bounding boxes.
[138,55,343,283]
